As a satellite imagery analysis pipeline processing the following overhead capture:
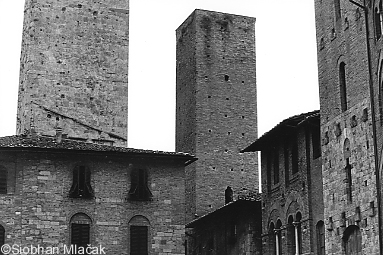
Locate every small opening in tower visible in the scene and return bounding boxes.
[228,132,231,135]
[242,81,245,84]
[226,98,229,100]
[208,96,211,98]
[61,94,65,98]
[224,75,229,81]
[47,114,51,119]
[224,114,228,117]
[230,168,234,171]
[242,133,245,136]
[241,116,245,119]
[56,117,60,121]
[225,149,228,152]
[208,129,212,133]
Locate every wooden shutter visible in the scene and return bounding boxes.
[130,226,148,255]
[0,167,7,194]
[71,223,90,253]
[69,167,79,198]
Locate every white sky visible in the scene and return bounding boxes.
[0,0,319,152]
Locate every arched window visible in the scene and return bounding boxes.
[0,166,7,194]
[0,224,5,246]
[69,165,94,199]
[316,221,325,255]
[287,215,295,255]
[269,222,276,255]
[296,212,302,254]
[70,213,91,253]
[339,62,347,112]
[343,225,362,254]
[129,215,150,255]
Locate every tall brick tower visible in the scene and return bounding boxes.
[17,0,129,146]
[314,0,380,253]
[176,9,258,219]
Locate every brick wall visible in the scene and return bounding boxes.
[17,0,129,144]
[0,149,186,254]
[176,9,258,218]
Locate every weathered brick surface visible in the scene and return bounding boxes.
[0,149,187,254]
[176,9,258,220]
[17,0,129,145]
[314,0,380,253]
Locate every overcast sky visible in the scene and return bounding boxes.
[0,0,319,152]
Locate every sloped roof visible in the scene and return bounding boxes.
[0,134,196,163]
[241,110,320,152]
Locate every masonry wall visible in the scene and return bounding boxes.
[0,150,185,255]
[18,0,129,145]
[176,9,258,218]
[314,0,380,253]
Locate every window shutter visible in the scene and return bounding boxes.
[71,223,90,249]
[129,169,139,197]
[130,226,148,255]
[0,167,7,194]
[84,167,93,198]
[69,166,79,198]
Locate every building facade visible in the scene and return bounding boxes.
[243,111,324,255]
[185,197,262,255]
[0,133,195,254]
[314,1,380,253]
[17,0,129,146]
[175,9,258,220]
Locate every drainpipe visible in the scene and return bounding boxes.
[348,0,383,253]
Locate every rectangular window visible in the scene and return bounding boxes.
[273,148,279,185]
[0,167,7,194]
[129,169,152,201]
[69,166,94,199]
[284,142,290,186]
[71,223,90,254]
[130,226,148,255]
[266,153,272,192]
[292,137,299,174]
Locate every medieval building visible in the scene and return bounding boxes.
[175,9,259,221]
[314,0,380,254]
[243,110,324,255]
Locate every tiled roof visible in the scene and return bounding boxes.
[241,110,320,152]
[0,134,196,161]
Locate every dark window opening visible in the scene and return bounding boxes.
[273,148,279,185]
[225,186,233,204]
[70,213,91,255]
[266,153,272,192]
[130,226,148,255]
[224,75,229,81]
[343,225,362,254]
[317,221,325,255]
[129,169,152,201]
[0,224,4,248]
[292,137,299,174]
[345,158,352,203]
[339,62,347,112]
[284,142,290,186]
[69,166,94,199]
[0,166,7,194]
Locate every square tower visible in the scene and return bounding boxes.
[17,0,129,146]
[176,9,258,219]
[314,0,380,253]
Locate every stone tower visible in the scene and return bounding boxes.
[314,0,380,253]
[17,0,129,146]
[176,9,258,219]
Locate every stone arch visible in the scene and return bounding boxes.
[343,225,362,254]
[69,212,92,246]
[284,190,304,219]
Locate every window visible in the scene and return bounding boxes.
[69,166,94,199]
[273,148,280,185]
[316,221,325,255]
[339,62,347,112]
[275,220,282,255]
[70,213,91,255]
[344,139,352,203]
[287,216,296,255]
[284,142,290,186]
[343,225,362,254]
[266,153,272,192]
[292,137,299,174]
[334,0,341,21]
[0,166,7,194]
[375,7,382,39]
[129,216,150,255]
[268,222,276,255]
[0,224,4,247]
[128,169,152,201]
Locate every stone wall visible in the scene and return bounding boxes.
[17,0,129,144]
[176,9,258,218]
[0,149,186,254]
